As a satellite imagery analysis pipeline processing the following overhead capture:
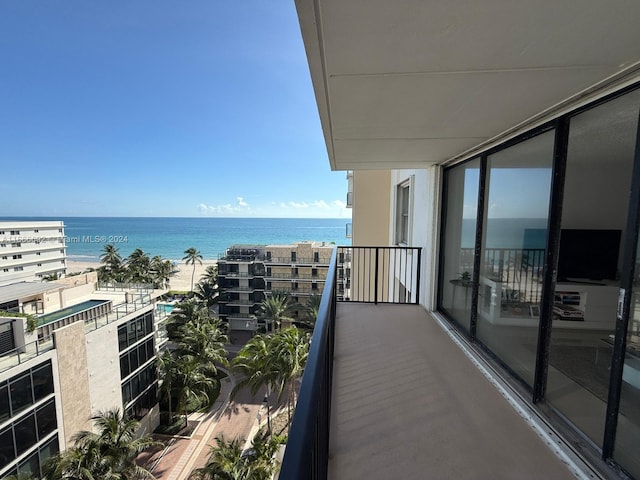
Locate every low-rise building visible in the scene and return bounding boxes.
[217,242,333,332]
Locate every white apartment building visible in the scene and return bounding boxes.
[0,221,67,286]
[0,274,166,478]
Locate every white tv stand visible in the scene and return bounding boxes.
[479,276,618,329]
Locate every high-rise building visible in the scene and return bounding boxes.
[0,221,67,286]
[281,2,640,479]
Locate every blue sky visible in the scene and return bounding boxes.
[0,1,350,218]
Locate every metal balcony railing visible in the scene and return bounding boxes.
[280,245,422,479]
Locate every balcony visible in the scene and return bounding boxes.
[280,247,579,479]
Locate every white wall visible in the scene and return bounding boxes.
[389,167,440,310]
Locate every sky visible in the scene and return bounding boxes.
[0,1,350,219]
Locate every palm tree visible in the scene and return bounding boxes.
[189,432,282,480]
[193,280,219,310]
[126,248,151,283]
[100,244,123,282]
[150,256,174,289]
[257,294,293,332]
[298,294,322,330]
[182,247,203,292]
[165,299,205,341]
[173,356,217,427]
[43,408,160,480]
[201,264,218,285]
[157,350,180,424]
[232,334,279,435]
[269,327,310,430]
[176,317,228,371]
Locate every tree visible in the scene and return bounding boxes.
[189,432,282,480]
[126,248,151,283]
[298,294,322,331]
[165,299,206,341]
[232,334,278,435]
[200,264,218,285]
[193,281,219,310]
[182,247,203,292]
[257,294,293,332]
[150,256,175,289]
[99,244,123,282]
[173,356,217,427]
[43,408,160,480]
[269,327,309,430]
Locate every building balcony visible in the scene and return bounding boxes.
[264,257,329,265]
[264,272,326,281]
[280,246,580,480]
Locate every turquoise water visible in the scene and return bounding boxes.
[0,217,351,262]
[38,299,110,325]
[157,303,175,314]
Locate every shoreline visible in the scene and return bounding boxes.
[66,259,218,292]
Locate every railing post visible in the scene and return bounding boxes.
[415,247,421,304]
[374,247,379,305]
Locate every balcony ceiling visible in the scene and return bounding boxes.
[295,0,640,170]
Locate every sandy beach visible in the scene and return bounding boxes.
[66,259,218,292]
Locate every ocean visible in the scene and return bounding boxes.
[0,217,351,262]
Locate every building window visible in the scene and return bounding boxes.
[11,243,20,248]
[291,252,296,262]
[10,231,19,235]
[266,251,271,260]
[36,252,40,256]
[314,252,319,263]
[13,267,23,272]
[395,180,411,245]
[12,255,22,260]
[33,230,38,233]
[1,256,6,260]
[312,282,318,290]
[2,269,8,273]
[37,264,42,267]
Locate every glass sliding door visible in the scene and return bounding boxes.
[614,238,640,477]
[546,90,640,447]
[439,159,480,332]
[477,130,555,387]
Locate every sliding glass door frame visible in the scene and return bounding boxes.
[438,82,640,471]
[602,108,640,462]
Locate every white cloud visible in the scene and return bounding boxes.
[198,198,352,218]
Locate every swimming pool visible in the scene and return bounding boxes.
[157,303,175,314]
[38,300,111,326]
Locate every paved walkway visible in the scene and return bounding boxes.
[145,371,267,480]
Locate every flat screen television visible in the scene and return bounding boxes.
[557,229,621,282]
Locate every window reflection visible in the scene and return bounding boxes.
[477,130,555,386]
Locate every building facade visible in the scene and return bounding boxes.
[218,242,333,332]
[0,275,165,477]
[295,1,640,477]
[0,222,67,286]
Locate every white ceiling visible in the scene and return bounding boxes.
[295,0,640,171]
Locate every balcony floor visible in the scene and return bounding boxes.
[329,303,575,479]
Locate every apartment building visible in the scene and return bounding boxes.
[281,2,640,479]
[0,274,165,478]
[0,221,67,286]
[217,242,333,332]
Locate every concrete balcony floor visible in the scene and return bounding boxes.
[328,303,577,480]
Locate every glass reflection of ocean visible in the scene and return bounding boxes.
[462,218,548,249]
